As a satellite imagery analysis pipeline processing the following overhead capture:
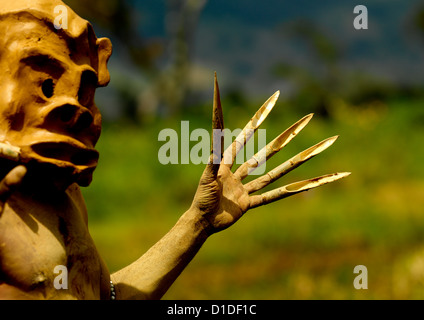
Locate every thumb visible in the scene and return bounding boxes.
[0,165,27,204]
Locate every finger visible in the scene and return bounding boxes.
[222,91,280,169]
[0,142,21,161]
[249,172,350,209]
[245,135,338,193]
[206,72,224,178]
[234,113,313,180]
[0,165,27,204]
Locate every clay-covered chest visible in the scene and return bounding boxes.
[0,192,103,299]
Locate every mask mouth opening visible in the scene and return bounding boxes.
[31,141,99,167]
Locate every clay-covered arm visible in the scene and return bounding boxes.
[110,73,349,300]
[110,207,209,300]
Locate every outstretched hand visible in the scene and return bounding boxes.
[191,73,350,235]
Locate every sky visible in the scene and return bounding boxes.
[138,1,422,78]
[97,0,424,118]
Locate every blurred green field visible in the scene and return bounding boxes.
[83,96,424,299]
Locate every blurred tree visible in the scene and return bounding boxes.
[154,0,208,116]
[64,0,207,121]
[65,0,162,72]
[272,20,343,118]
[414,6,424,38]
[272,18,420,118]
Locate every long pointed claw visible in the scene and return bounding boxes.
[207,72,224,177]
[234,113,313,180]
[211,72,224,161]
[245,135,339,193]
[249,172,351,209]
[222,91,280,168]
[0,142,20,161]
[212,72,224,132]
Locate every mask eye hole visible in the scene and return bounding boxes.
[42,79,55,99]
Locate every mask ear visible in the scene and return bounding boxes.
[96,37,112,87]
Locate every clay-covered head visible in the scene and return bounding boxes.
[0,0,112,187]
